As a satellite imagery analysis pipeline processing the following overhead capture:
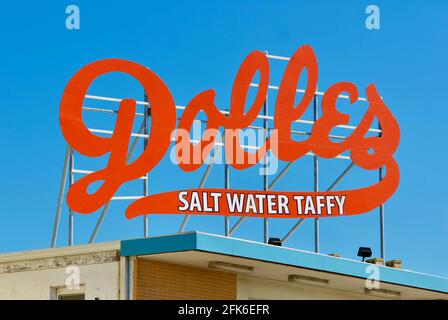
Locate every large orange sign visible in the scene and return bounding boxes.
[60,45,400,219]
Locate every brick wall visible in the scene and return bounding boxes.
[134,258,237,300]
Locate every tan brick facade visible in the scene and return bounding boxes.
[134,258,237,300]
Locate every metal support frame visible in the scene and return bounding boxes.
[88,121,146,243]
[224,111,230,237]
[229,85,272,239]
[51,145,71,248]
[282,219,305,243]
[224,158,230,237]
[229,154,297,236]
[229,86,358,246]
[263,95,269,243]
[313,94,319,253]
[53,52,389,255]
[378,122,385,260]
[68,149,74,246]
[178,132,223,233]
[379,166,385,259]
[143,94,150,237]
[282,161,355,244]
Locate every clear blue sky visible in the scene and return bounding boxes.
[0,1,447,277]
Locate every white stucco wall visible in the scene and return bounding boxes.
[0,242,122,300]
[0,262,120,300]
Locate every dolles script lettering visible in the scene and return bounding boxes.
[59,45,400,219]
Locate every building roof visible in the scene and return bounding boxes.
[121,231,448,295]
